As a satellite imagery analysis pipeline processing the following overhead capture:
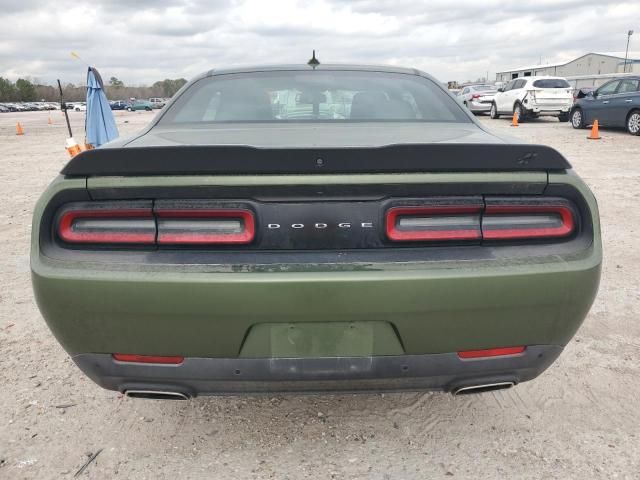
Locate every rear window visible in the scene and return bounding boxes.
[159,70,470,124]
[472,85,495,91]
[532,79,570,88]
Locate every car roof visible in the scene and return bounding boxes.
[202,63,422,78]
[517,76,567,80]
[602,76,640,81]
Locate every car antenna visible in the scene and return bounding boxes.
[307,50,320,69]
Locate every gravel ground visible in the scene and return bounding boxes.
[0,110,638,480]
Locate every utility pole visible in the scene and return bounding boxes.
[624,30,634,73]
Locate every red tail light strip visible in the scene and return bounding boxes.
[386,202,575,242]
[458,346,526,359]
[386,206,482,242]
[58,208,155,244]
[112,354,184,364]
[155,209,255,245]
[482,205,574,240]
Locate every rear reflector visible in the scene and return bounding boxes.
[112,354,184,364]
[482,204,574,240]
[386,206,482,241]
[58,208,155,244]
[156,209,255,245]
[458,346,526,359]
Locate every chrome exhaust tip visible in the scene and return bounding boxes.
[452,381,515,396]
[124,390,190,400]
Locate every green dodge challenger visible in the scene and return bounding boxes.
[31,65,601,399]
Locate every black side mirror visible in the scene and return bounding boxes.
[497,87,505,93]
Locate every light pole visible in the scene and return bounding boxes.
[624,30,634,73]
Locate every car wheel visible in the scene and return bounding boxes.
[490,102,499,119]
[513,102,526,122]
[145,107,152,111]
[127,107,132,112]
[626,110,640,136]
[558,112,569,122]
[571,109,585,129]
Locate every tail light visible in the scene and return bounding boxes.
[458,346,526,359]
[386,198,576,243]
[56,201,255,246]
[156,209,255,245]
[386,205,482,242]
[482,200,574,240]
[471,94,482,100]
[57,203,155,244]
[113,354,184,364]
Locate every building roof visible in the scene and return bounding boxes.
[594,52,640,61]
[496,61,567,74]
[497,52,640,74]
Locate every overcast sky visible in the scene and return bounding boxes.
[0,0,638,86]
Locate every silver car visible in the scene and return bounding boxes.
[457,85,497,114]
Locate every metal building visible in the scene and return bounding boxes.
[496,52,640,82]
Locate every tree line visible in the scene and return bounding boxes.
[0,76,187,102]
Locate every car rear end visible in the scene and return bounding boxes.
[467,86,497,113]
[31,67,601,398]
[524,78,574,117]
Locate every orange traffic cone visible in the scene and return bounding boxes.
[511,112,519,127]
[587,119,601,140]
[16,122,24,135]
[48,115,53,125]
[66,137,83,157]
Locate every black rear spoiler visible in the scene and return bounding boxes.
[61,143,571,176]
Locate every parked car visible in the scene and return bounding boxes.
[570,76,640,135]
[74,102,87,112]
[149,97,166,109]
[457,85,497,114]
[490,77,573,122]
[110,100,128,110]
[0,104,9,113]
[28,102,47,111]
[127,100,153,111]
[31,64,601,399]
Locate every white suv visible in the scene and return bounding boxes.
[490,76,573,122]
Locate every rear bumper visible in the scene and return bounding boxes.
[33,254,600,358]
[73,345,562,396]
[468,100,492,112]
[526,102,572,114]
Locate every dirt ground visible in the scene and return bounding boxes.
[0,109,638,480]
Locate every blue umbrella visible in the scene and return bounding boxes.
[85,67,118,147]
